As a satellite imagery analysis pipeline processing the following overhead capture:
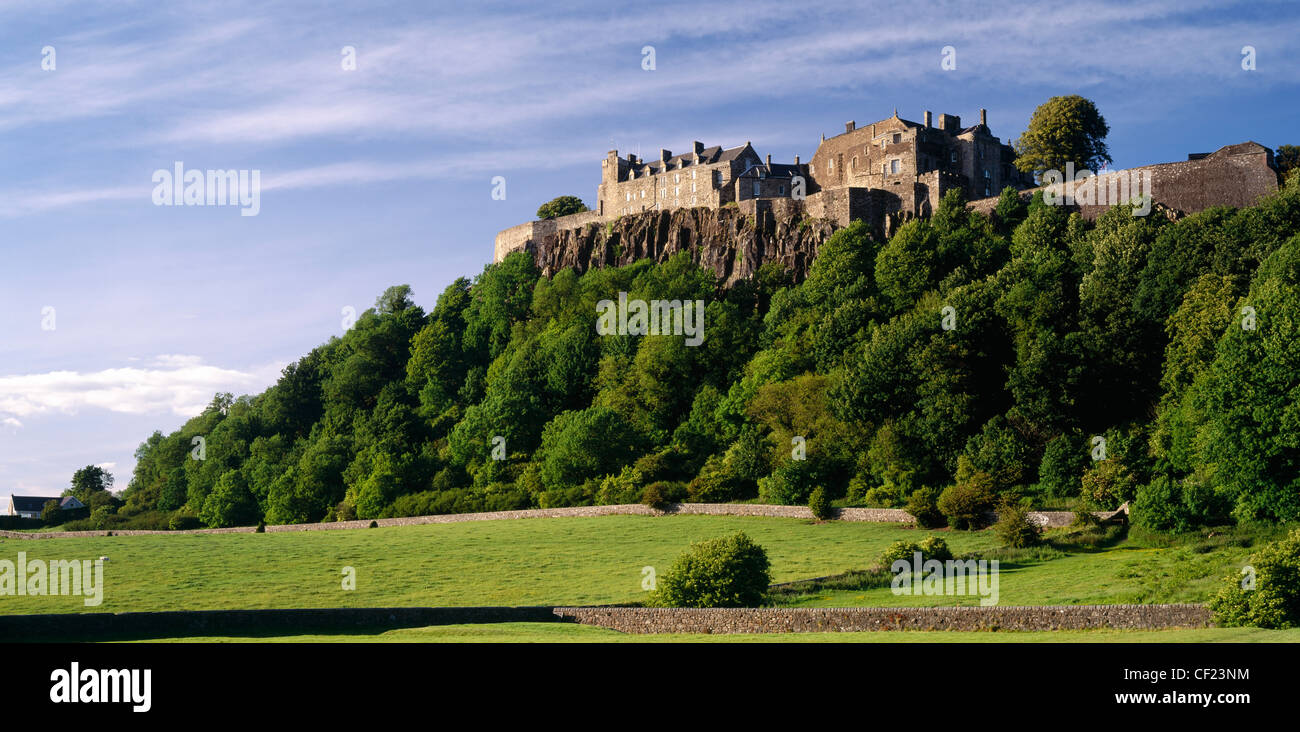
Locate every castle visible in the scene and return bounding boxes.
[495,108,1280,264]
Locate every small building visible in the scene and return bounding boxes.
[6,495,84,519]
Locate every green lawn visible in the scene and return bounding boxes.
[117,623,1300,643]
[0,514,1258,616]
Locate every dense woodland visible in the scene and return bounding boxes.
[106,174,1300,532]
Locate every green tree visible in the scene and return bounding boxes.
[536,195,589,220]
[1276,144,1299,184]
[1013,95,1112,177]
[67,464,114,504]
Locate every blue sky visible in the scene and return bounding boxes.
[1,0,1297,501]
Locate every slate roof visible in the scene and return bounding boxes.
[10,495,62,513]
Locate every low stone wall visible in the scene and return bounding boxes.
[0,502,1120,540]
[552,605,1213,634]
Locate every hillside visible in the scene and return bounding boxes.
[101,179,1300,533]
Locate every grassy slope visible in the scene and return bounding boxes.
[0,514,1259,615]
[120,624,1300,643]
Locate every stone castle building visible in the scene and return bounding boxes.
[495,108,1279,263]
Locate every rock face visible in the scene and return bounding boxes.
[529,205,839,287]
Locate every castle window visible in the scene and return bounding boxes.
[828,158,834,171]
[890,159,900,174]
[713,170,722,186]
[692,170,696,179]
[660,188,666,197]
[675,186,680,197]
[625,192,631,201]
[852,156,858,170]
[691,183,697,193]
[950,151,957,164]
[893,133,901,144]
[753,181,760,197]
[778,185,786,195]
[641,190,646,198]
[675,174,680,183]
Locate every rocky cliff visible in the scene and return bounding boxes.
[527,205,840,287]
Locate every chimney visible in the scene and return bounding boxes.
[845,120,856,133]
[660,148,672,162]
[980,108,987,126]
[794,155,800,165]
[626,153,636,162]
[693,140,704,154]
[766,154,772,167]
[924,110,932,128]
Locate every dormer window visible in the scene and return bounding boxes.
[893,133,901,144]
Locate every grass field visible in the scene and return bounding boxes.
[0,514,1266,616]
[114,624,1300,643]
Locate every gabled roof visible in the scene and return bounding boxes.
[633,144,755,177]
[10,495,63,512]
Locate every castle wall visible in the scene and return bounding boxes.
[967,143,1279,220]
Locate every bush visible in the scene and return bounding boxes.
[688,455,738,503]
[880,536,951,567]
[937,473,997,529]
[168,512,202,531]
[1079,460,1136,510]
[1209,528,1300,628]
[994,500,1043,548]
[648,532,771,608]
[335,500,357,522]
[757,458,820,505]
[808,486,833,521]
[641,481,687,510]
[595,466,645,505]
[905,486,945,528]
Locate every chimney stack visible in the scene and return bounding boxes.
[980,108,987,126]
[794,155,800,165]
[693,140,704,154]
[660,148,672,162]
[845,120,856,133]
[924,110,932,128]
[766,154,772,166]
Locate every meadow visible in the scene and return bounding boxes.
[0,514,1268,616]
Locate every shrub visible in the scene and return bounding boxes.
[757,458,820,505]
[880,536,951,567]
[994,500,1043,548]
[937,473,997,529]
[1079,460,1136,510]
[641,481,687,510]
[905,486,945,528]
[648,532,771,607]
[1209,528,1300,628]
[335,500,357,522]
[1131,476,1184,532]
[168,512,202,531]
[595,466,645,505]
[688,455,738,503]
[808,486,833,521]
[918,535,952,561]
[40,499,65,526]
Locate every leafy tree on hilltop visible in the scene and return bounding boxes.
[1014,95,1112,178]
[1276,144,1299,184]
[536,195,589,220]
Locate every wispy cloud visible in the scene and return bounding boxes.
[0,355,285,418]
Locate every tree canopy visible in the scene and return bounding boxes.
[1014,95,1112,177]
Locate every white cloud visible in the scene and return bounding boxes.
[0,356,285,419]
[1,417,21,429]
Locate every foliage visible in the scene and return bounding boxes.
[536,195,589,220]
[647,531,771,607]
[994,500,1043,548]
[905,486,945,528]
[880,535,952,566]
[1209,529,1300,628]
[808,486,833,521]
[1013,95,1111,176]
[938,473,997,530]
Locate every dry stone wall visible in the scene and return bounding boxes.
[552,605,1213,634]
